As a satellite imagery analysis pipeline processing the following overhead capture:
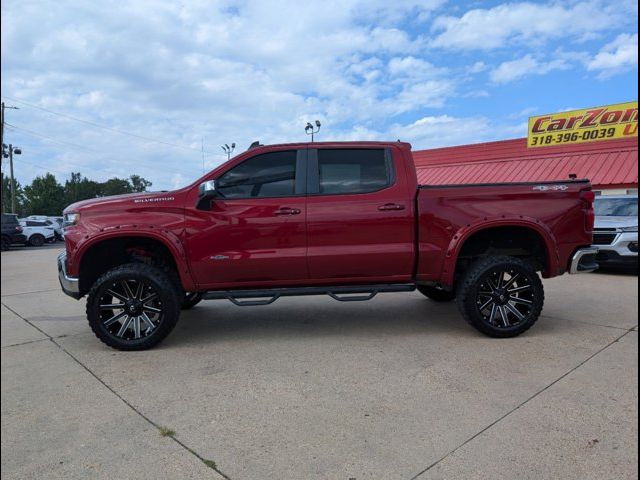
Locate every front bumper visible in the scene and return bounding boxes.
[57,252,81,299]
[569,247,599,274]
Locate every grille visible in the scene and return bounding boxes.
[593,233,617,245]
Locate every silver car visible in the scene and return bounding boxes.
[593,195,638,270]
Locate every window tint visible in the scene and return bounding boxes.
[2,214,19,225]
[317,149,392,195]
[217,150,297,198]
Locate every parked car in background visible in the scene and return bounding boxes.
[593,195,638,271]
[24,215,64,240]
[19,220,56,247]
[1,213,27,250]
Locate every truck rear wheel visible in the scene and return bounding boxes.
[86,263,180,350]
[456,256,544,338]
[1,235,10,251]
[416,285,455,302]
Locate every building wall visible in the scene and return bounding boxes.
[596,188,638,196]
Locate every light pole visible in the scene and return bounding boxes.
[221,143,236,160]
[1,103,19,212]
[3,144,21,213]
[305,120,321,142]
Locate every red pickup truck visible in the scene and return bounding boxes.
[58,141,598,350]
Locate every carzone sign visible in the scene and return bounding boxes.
[528,101,638,148]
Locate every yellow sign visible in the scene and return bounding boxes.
[527,101,638,148]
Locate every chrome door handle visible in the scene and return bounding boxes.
[378,203,405,211]
[274,207,301,216]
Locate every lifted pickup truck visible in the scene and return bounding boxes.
[58,141,598,350]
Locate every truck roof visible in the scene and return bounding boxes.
[245,140,413,151]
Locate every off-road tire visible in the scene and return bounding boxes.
[86,263,180,350]
[456,255,544,338]
[28,234,45,247]
[181,292,203,310]
[416,285,456,302]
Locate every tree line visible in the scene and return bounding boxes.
[1,172,153,216]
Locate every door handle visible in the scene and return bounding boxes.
[274,207,301,216]
[378,203,405,211]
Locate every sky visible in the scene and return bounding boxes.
[1,0,638,191]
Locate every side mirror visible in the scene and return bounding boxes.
[197,180,218,210]
[198,180,217,197]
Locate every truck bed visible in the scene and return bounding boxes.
[415,179,593,286]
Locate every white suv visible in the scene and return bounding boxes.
[18,220,56,247]
[24,215,64,240]
[593,195,638,271]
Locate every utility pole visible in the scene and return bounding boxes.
[4,144,21,213]
[1,103,19,213]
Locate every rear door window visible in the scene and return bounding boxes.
[315,149,393,195]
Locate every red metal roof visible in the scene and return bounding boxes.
[414,137,638,188]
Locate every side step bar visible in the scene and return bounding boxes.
[202,284,416,307]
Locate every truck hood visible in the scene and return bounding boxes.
[64,191,177,213]
[594,215,638,229]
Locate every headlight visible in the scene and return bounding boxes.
[620,226,638,233]
[63,212,80,227]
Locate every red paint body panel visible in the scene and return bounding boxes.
[305,145,416,281]
[415,183,593,286]
[63,140,594,295]
[185,196,307,288]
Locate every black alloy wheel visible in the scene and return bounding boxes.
[86,263,180,350]
[457,256,544,338]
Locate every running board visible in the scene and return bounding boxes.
[202,284,416,307]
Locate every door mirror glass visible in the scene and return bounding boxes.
[198,180,217,198]
[197,180,219,210]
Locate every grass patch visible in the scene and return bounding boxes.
[202,459,217,469]
[158,426,176,437]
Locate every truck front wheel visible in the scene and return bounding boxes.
[456,256,544,338]
[86,263,180,350]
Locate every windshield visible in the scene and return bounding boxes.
[594,197,638,216]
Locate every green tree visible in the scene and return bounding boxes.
[101,177,134,196]
[23,173,66,215]
[1,173,25,214]
[129,175,152,192]
[64,172,101,206]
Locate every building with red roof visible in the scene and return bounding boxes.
[414,137,638,195]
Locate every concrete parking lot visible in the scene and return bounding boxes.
[1,245,638,480]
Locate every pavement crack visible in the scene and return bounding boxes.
[1,288,61,298]
[1,301,232,480]
[409,328,636,480]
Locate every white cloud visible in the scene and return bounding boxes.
[430,1,630,51]
[588,33,638,78]
[0,0,636,190]
[467,61,488,74]
[490,54,570,84]
[0,0,452,188]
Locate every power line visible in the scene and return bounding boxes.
[5,122,99,152]
[1,96,226,156]
[4,122,203,176]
